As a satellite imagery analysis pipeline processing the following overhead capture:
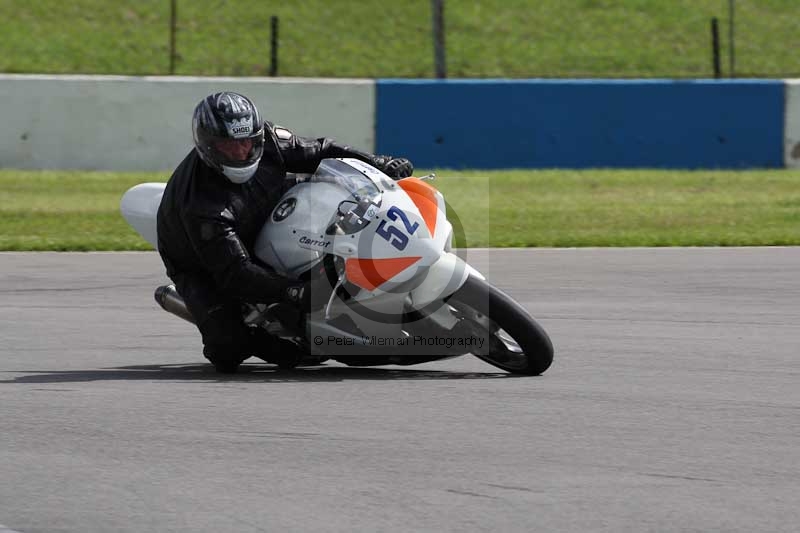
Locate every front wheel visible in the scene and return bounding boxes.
[446,275,553,375]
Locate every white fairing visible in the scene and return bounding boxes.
[254,181,351,277]
[255,158,480,303]
[120,182,166,249]
[409,252,481,308]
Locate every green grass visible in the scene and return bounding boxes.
[2,1,800,78]
[437,170,800,247]
[2,169,798,250]
[0,171,162,251]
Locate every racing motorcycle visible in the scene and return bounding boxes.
[120,158,553,375]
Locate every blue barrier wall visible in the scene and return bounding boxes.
[375,79,785,169]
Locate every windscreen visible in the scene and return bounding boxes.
[312,159,383,235]
[310,159,382,204]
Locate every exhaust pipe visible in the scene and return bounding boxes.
[154,285,196,324]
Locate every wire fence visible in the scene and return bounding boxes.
[3,0,800,79]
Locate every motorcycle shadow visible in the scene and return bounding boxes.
[1,363,524,384]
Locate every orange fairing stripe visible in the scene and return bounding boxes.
[397,177,439,237]
[345,257,422,291]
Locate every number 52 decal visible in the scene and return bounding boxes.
[375,206,419,251]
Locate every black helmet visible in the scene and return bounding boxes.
[192,92,265,184]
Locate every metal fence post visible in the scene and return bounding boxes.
[169,0,177,75]
[432,0,446,78]
[711,17,721,78]
[729,0,735,77]
[270,16,279,76]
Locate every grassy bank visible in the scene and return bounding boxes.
[438,170,800,247]
[2,1,800,78]
[1,168,798,250]
[0,171,161,251]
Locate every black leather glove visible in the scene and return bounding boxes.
[372,155,414,179]
[282,264,331,312]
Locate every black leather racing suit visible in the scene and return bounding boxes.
[156,121,382,363]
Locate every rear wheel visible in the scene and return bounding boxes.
[446,275,553,375]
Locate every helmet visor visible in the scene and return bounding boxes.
[208,131,265,168]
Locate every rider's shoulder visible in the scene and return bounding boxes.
[267,121,294,141]
[182,179,234,222]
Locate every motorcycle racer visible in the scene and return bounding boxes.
[156,91,414,373]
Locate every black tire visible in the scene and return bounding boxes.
[447,275,553,375]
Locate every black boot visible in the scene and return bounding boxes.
[203,345,248,374]
[247,327,309,369]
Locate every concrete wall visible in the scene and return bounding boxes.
[376,79,785,169]
[0,75,794,171]
[0,75,375,172]
[784,80,800,168]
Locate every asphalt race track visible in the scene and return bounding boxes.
[1,249,798,532]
